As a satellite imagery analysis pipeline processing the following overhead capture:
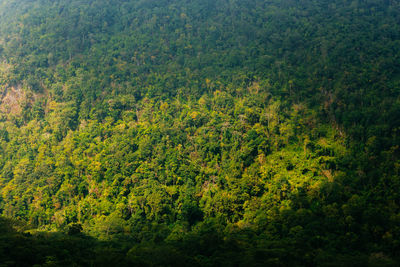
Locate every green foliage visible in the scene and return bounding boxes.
[0,0,398,265]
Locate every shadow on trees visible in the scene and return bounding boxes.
[1,213,399,267]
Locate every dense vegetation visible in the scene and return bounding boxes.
[0,0,399,265]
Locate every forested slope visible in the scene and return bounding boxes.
[0,0,399,266]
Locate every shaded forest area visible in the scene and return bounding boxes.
[0,0,399,266]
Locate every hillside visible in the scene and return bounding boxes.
[0,0,399,266]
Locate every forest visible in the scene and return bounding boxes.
[0,0,399,266]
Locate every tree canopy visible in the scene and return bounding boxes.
[0,0,399,266]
